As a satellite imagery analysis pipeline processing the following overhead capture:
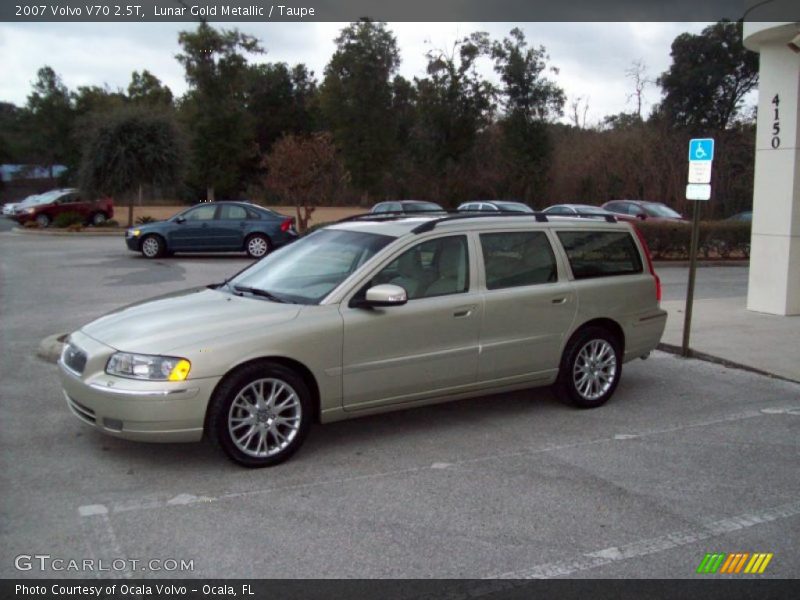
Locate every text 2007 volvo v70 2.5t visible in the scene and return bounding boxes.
[59,212,666,467]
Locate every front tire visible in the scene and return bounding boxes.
[245,233,272,259]
[91,212,107,226]
[35,214,50,228]
[140,234,165,259]
[555,326,622,408]
[208,362,312,468]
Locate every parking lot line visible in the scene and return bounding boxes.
[487,499,800,579]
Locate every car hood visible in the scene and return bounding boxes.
[81,287,301,355]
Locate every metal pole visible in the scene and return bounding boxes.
[682,200,702,356]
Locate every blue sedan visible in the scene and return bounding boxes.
[125,202,298,259]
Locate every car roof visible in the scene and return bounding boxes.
[327,213,630,238]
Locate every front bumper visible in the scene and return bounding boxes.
[124,233,140,251]
[58,332,219,442]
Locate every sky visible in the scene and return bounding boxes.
[0,21,711,125]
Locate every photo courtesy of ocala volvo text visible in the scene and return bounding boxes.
[58,211,666,467]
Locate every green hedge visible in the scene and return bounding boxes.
[53,211,86,228]
[636,221,750,260]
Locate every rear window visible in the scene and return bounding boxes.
[556,230,643,279]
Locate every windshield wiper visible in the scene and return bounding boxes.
[232,285,289,303]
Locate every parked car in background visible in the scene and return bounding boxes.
[125,201,297,259]
[725,211,752,222]
[3,194,38,217]
[371,200,444,214]
[14,189,114,227]
[543,204,626,219]
[458,201,534,213]
[61,211,665,467]
[602,200,685,222]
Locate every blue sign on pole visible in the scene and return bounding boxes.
[688,138,714,162]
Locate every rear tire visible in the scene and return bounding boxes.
[208,362,312,468]
[140,234,165,259]
[91,212,107,226]
[245,233,272,259]
[555,326,622,408]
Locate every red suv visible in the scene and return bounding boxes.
[14,189,114,227]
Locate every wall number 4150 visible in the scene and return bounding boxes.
[771,94,780,149]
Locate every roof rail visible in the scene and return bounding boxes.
[336,209,447,224]
[411,211,550,233]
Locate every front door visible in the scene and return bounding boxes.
[340,234,481,410]
[169,204,223,250]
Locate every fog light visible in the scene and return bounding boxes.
[103,418,123,431]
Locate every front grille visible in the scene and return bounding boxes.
[65,394,96,425]
[62,343,87,375]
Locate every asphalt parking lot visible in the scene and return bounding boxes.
[1,229,798,579]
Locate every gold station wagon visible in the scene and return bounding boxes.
[59,212,667,467]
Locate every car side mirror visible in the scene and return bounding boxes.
[355,284,408,309]
[175,216,186,224]
[636,213,647,220]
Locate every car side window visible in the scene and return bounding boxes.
[481,232,557,290]
[548,206,570,215]
[557,230,643,279]
[220,204,248,220]
[183,205,217,221]
[370,235,469,300]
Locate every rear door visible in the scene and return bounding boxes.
[217,203,252,250]
[477,230,577,382]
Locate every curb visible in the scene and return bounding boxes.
[13,227,125,237]
[37,333,68,363]
[657,343,799,385]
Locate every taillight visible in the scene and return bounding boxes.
[633,224,661,303]
[280,218,293,232]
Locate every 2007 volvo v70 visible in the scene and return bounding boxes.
[59,212,667,467]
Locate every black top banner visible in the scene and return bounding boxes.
[2,0,800,22]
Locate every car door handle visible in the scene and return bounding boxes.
[551,297,568,304]
[453,305,476,318]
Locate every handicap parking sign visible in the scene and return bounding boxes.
[689,138,714,162]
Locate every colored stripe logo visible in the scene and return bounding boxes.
[697,552,773,574]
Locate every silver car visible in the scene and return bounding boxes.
[59,213,666,467]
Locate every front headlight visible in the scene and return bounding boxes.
[106,352,191,381]
[128,229,141,237]
[26,207,36,214]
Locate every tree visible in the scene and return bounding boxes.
[657,20,758,131]
[491,28,565,201]
[128,70,174,108]
[245,62,318,155]
[177,23,262,200]
[79,107,184,226]
[320,20,400,197]
[413,32,495,174]
[263,133,348,232]
[625,59,651,120]
[26,66,74,176]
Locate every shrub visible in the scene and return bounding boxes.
[53,211,85,228]
[136,215,156,224]
[636,220,750,260]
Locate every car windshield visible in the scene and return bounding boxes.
[495,202,533,213]
[227,228,396,305]
[644,203,681,218]
[21,192,59,206]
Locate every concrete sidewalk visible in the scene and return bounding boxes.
[660,294,800,383]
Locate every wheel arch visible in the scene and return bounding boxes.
[568,317,625,354]
[204,355,322,435]
[138,231,167,251]
[242,230,272,251]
